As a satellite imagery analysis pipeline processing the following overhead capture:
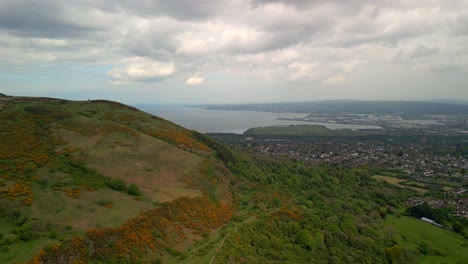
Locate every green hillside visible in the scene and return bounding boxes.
[0,96,235,263]
[383,215,468,264]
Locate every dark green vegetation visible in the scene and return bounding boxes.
[0,96,466,263]
[214,129,468,148]
[211,156,445,263]
[201,100,468,115]
[209,133,468,263]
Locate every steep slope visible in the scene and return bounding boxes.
[0,96,235,263]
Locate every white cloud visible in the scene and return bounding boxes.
[286,59,366,84]
[186,76,206,85]
[271,47,301,64]
[107,57,176,84]
[28,38,68,47]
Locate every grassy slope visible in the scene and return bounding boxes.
[63,124,203,202]
[0,96,233,263]
[384,215,468,264]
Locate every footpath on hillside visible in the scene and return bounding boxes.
[209,216,256,264]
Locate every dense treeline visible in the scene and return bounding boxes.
[408,203,450,223]
[213,155,419,263]
[193,131,238,165]
[407,203,467,236]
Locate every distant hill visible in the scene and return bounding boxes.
[426,99,468,105]
[0,96,236,263]
[201,100,468,115]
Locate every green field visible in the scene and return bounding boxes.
[373,175,429,193]
[244,125,363,136]
[384,215,468,264]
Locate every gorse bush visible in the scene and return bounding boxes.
[106,178,126,191]
[127,184,141,196]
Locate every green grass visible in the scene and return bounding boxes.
[384,215,468,264]
[31,187,155,231]
[380,171,399,177]
[373,175,429,193]
[0,237,58,264]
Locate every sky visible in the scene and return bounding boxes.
[0,0,467,104]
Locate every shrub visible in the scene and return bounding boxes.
[97,200,113,208]
[385,244,403,263]
[418,241,430,255]
[166,247,181,257]
[453,221,464,234]
[18,223,33,241]
[127,184,141,196]
[107,178,126,191]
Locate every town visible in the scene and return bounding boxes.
[249,139,467,179]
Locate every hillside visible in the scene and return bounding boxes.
[1,96,466,264]
[0,96,236,263]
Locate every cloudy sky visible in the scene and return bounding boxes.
[1,0,467,104]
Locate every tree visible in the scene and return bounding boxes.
[453,221,464,234]
[384,244,403,263]
[418,241,430,255]
[296,230,315,250]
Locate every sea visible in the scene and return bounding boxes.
[135,105,382,134]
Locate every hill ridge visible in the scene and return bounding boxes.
[0,95,236,263]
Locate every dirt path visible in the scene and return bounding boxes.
[209,216,256,264]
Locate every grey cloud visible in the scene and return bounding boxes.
[0,0,466,95]
[88,0,224,21]
[0,0,103,38]
[391,45,441,66]
[251,0,313,7]
[430,63,462,74]
[409,46,439,59]
[156,0,223,20]
[451,13,468,36]
[246,1,421,50]
[120,27,179,58]
[250,0,361,8]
